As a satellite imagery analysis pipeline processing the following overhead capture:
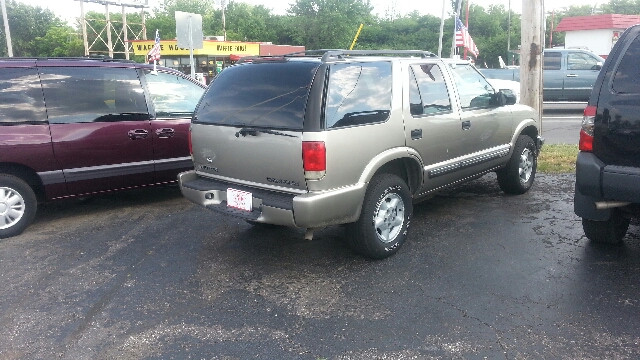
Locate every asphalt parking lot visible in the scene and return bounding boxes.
[1,173,639,359]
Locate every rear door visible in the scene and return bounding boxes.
[191,61,319,192]
[543,51,564,101]
[40,65,154,196]
[594,31,640,168]
[140,69,205,183]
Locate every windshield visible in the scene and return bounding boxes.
[194,61,320,130]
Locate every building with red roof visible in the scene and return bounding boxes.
[553,14,640,58]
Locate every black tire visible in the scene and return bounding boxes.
[582,211,630,244]
[0,174,37,239]
[346,174,412,259]
[497,135,537,195]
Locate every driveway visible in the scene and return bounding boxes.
[1,174,638,359]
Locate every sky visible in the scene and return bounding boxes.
[15,0,601,25]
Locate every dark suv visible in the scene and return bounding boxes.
[0,57,206,238]
[575,25,640,243]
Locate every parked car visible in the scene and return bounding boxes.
[574,25,640,243]
[0,57,206,238]
[480,48,604,102]
[179,50,544,259]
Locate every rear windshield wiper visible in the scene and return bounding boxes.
[235,127,296,138]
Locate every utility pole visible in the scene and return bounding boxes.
[520,0,544,127]
[1,0,13,57]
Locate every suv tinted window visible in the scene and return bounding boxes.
[543,52,561,70]
[612,34,640,94]
[40,67,147,124]
[143,70,204,117]
[195,61,319,130]
[409,64,452,116]
[0,67,47,124]
[450,64,493,109]
[324,62,392,128]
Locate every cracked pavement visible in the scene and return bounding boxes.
[1,173,638,359]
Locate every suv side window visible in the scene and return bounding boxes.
[543,52,562,70]
[567,52,600,70]
[324,62,392,129]
[449,64,494,110]
[0,67,47,124]
[40,67,147,124]
[409,64,452,116]
[612,34,640,94]
[143,70,204,117]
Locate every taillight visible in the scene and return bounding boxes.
[302,141,326,179]
[188,127,193,155]
[579,105,596,151]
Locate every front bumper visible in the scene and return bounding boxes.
[178,171,367,228]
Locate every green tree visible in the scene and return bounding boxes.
[32,26,84,57]
[601,0,640,14]
[287,0,375,50]
[0,0,64,56]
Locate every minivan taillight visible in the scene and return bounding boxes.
[579,105,596,152]
[302,141,326,180]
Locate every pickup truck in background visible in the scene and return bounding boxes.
[479,48,605,102]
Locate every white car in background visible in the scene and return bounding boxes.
[486,78,521,103]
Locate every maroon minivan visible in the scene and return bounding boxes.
[0,57,206,238]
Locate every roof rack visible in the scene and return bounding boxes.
[319,50,437,62]
[0,56,136,63]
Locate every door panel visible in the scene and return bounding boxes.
[563,51,602,101]
[39,65,154,196]
[543,52,564,101]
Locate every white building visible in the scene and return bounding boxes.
[554,14,640,58]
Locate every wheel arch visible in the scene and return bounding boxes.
[512,122,540,153]
[0,163,46,202]
[358,147,423,197]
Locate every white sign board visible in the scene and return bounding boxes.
[175,11,203,50]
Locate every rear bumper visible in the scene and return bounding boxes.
[574,152,640,220]
[178,171,366,228]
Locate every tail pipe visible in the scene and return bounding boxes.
[595,201,631,210]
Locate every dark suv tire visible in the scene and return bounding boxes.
[0,174,37,239]
[347,174,412,259]
[497,135,537,194]
[582,210,630,244]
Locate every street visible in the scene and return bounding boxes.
[542,102,585,145]
[1,172,638,359]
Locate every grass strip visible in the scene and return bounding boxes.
[538,144,579,173]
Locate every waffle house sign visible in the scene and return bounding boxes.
[131,40,260,57]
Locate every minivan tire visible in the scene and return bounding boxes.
[582,211,630,244]
[497,135,537,195]
[347,173,412,259]
[0,174,37,239]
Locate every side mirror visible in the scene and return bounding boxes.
[592,61,603,70]
[501,89,517,105]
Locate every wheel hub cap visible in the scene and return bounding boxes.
[373,193,405,243]
[0,187,25,230]
[518,148,533,183]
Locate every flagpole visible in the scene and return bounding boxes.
[464,0,469,60]
[438,0,446,57]
[451,0,463,58]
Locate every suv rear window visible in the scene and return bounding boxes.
[0,67,47,124]
[612,34,640,94]
[195,61,319,130]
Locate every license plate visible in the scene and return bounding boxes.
[227,188,252,211]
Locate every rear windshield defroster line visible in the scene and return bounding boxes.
[194,61,321,131]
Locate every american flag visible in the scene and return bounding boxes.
[455,17,479,58]
[147,30,161,63]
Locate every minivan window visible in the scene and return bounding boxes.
[324,62,392,128]
[409,64,452,116]
[40,67,148,124]
[612,34,640,94]
[195,61,319,130]
[143,70,204,117]
[543,52,561,70]
[0,67,47,124]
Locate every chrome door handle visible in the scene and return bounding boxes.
[566,74,578,77]
[128,129,149,140]
[155,128,175,138]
